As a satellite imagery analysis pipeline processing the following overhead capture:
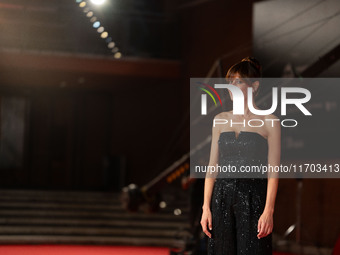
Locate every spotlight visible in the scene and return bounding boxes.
[173,208,182,216]
[101,32,108,38]
[114,52,122,59]
[93,21,100,28]
[90,0,106,5]
[76,0,121,56]
[108,42,115,49]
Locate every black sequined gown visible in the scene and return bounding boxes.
[207,131,272,255]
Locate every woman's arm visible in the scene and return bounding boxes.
[201,115,221,238]
[257,114,281,239]
[264,115,281,214]
[202,116,221,210]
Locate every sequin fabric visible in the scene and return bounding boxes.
[207,131,272,255]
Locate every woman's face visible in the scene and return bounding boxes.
[228,73,250,101]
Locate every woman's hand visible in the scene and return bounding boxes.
[257,210,273,239]
[200,207,212,238]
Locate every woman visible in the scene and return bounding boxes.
[200,57,280,254]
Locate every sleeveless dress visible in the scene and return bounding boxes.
[207,131,272,255]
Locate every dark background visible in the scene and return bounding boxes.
[0,0,339,249]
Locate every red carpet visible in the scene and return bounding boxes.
[0,245,170,255]
[0,245,298,255]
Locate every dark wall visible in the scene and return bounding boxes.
[109,82,185,186]
[0,81,183,191]
[0,89,112,190]
[28,90,113,190]
[179,0,253,77]
[177,0,254,157]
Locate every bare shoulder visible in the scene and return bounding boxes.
[212,111,230,133]
[264,113,280,122]
[264,113,279,119]
[264,113,281,137]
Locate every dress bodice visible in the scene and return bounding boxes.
[217,131,268,179]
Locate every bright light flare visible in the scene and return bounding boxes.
[90,0,106,5]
